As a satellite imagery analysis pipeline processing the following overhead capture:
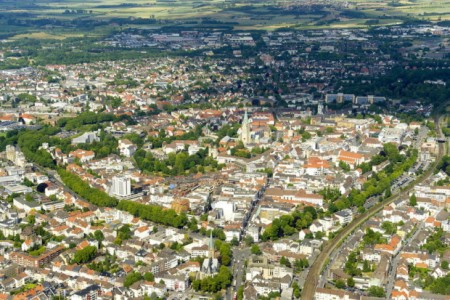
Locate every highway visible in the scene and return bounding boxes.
[301,113,446,300]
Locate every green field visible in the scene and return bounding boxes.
[0,0,449,40]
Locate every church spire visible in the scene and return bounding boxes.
[208,231,214,259]
[240,108,251,146]
[243,109,249,124]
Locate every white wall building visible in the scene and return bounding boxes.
[110,176,131,197]
[212,200,236,221]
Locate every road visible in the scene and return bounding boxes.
[32,164,83,201]
[224,177,269,300]
[385,223,423,297]
[233,247,251,288]
[301,114,446,300]
[318,230,363,289]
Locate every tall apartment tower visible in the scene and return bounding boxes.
[110,176,131,197]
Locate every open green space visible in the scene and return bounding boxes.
[0,0,449,41]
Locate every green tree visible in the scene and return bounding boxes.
[381,221,396,235]
[440,260,449,270]
[23,177,34,187]
[429,273,450,295]
[73,246,97,264]
[280,256,291,268]
[251,244,262,255]
[294,258,309,273]
[262,207,317,241]
[367,286,385,297]
[335,279,346,289]
[347,277,355,287]
[383,143,401,163]
[188,217,199,232]
[237,286,244,300]
[422,228,446,254]
[144,272,155,282]
[409,193,417,206]
[192,266,232,293]
[117,224,132,240]
[315,231,325,239]
[27,215,36,225]
[385,187,392,198]
[339,161,351,172]
[318,187,341,202]
[244,235,254,246]
[93,230,104,246]
[292,281,301,298]
[58,168,118,207]
[218,241,232,266]
[363,260,371,272]
[124,271,143,288]
[363,228,387,246]
[301,131,312,142]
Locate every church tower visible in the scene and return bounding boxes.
[208,231,214,259]
[200,231,219,278]
[240,109,251,146]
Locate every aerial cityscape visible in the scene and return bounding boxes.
[0,0,449,299]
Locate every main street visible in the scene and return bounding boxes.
[225,175,271,300]
[301,113,446,300]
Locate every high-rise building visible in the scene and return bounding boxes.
[110,176,131,197]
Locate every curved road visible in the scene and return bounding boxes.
[301,113,446,300]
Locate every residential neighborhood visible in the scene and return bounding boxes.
[0,11,449,300]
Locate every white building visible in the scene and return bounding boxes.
[442,220,450,232]
[335,209,353,225]
[71,131,100,145]
[378,127,405,144]
[212,200,236,221]
[247,225,260,242]
[118,139,137,157]
[5,184,32,195]
[109,176,131,197]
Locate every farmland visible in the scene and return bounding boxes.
[0,0,449,41]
